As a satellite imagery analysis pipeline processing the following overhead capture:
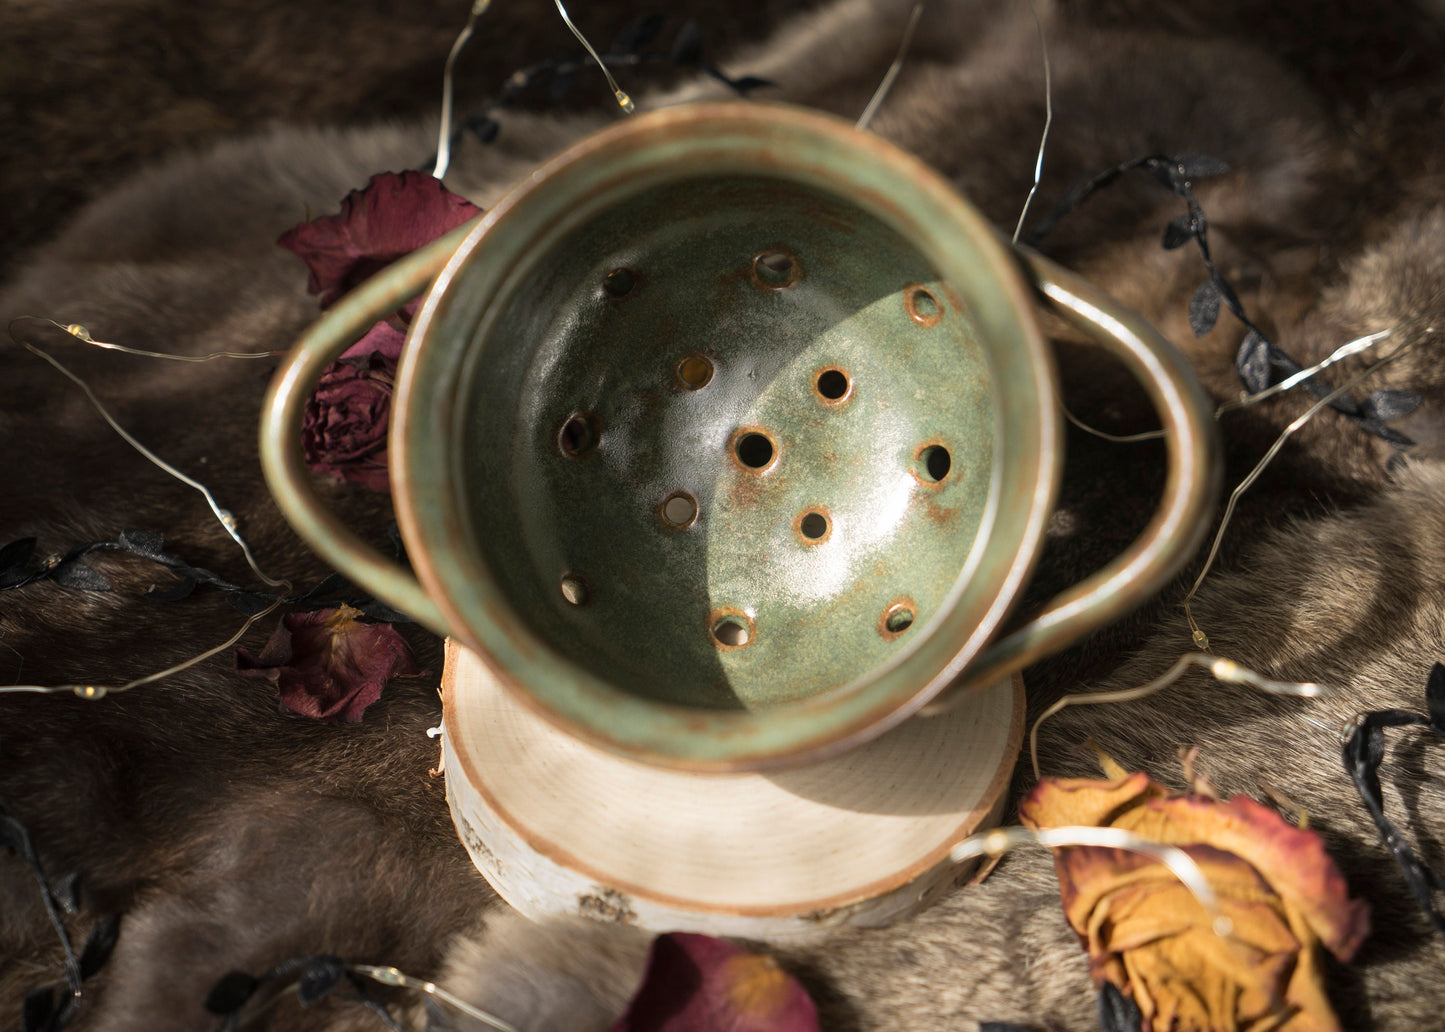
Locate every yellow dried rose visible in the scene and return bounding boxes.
[1020,771,1370,1032]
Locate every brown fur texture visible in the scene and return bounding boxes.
[5,0,1445,1029]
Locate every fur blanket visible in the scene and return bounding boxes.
[5,1,1445,1029]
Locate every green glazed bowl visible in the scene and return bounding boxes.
[261,102,1219,771]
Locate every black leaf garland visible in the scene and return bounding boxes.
[0,528,415,622]
[1097,982,1145,1032]
[206,956,402,1032]
[420,16,774,171]
[1023,154,1420,447]
[1342,662,1445,939]
[3,801,123,1032]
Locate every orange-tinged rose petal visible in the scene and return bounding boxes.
[1020,772,1368,1032]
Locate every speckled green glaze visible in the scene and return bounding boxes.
[462,175,994,710]
[261,101,1220,771]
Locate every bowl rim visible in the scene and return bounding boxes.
[392,100,1061,771]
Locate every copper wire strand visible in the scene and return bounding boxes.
[224,964,521,1032]
[949,824,1232,937]
[1062,326,1395,443]
[433,0,493,180]
[1011,0,1053,244]
[856,1,925,132]
[1028,652,1327,780]
[353,965,522,1032]
[11,334,288,589]
[0,597,283,699]
[10,317,284,363]
[2,321,298,698]
[553,0,634,114]
[1183,334,1420,648]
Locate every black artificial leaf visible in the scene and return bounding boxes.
[1188,279,1222,337]
[1236,330,1272,393]
[1161,215,1194,250]
[671,20,704,66]
[117,530,165,559]
[53,872,81,914]
[296,955,348,1006]
[205,971,260,1015]
[22,986,56,1032]
[720,74,774,95]
[1361,389,1423,422]
[468,116,500,145]
[227,590,274,615]
[1097,982,1143,1032]
[52,561,111,592]
[1358,419,1415,449]
[1142,155,1182,193]
[0,538,37,587]
[1174,153,1231,177]
[0,813,34,857]
[1427,663,1445,734]
[78,914,121,980]
[1341,706,1445,938]
[610,13,664,56]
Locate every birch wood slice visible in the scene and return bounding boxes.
[441,639,1024,941]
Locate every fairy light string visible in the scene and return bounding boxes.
[3,318,294,698]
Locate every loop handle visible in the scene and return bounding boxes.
[921,249,1221,713]
[258,218,482,638]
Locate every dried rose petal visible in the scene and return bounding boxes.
[277,170,481,308]
[235,605,422,722]
[278,171,481,491]
[1021,772,1370,1032]
[300,321,403,492]
[612,933,820,1032]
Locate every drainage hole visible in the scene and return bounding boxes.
[560,574,589,606]
[920,445,951,482]
[799,511,828,540]
[753,249,798,288]
[906,286,942,325]
[662,492,698,527]
[885,606,915,634]
[712,615,752,647]
[816,368,849,400]
[559,413,599,456]
[676,354,714,390]
[603,267,635,296]
[736,432,775,469]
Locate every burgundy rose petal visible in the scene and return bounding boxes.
[235,605,422,723]
[300,321,403,492]
[611,933,820,1032]
[277,170,482,307]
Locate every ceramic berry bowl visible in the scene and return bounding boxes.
[261,101,1219,772]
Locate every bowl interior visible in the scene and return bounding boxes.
[457,173,995,710]
[396,103,1055,768]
